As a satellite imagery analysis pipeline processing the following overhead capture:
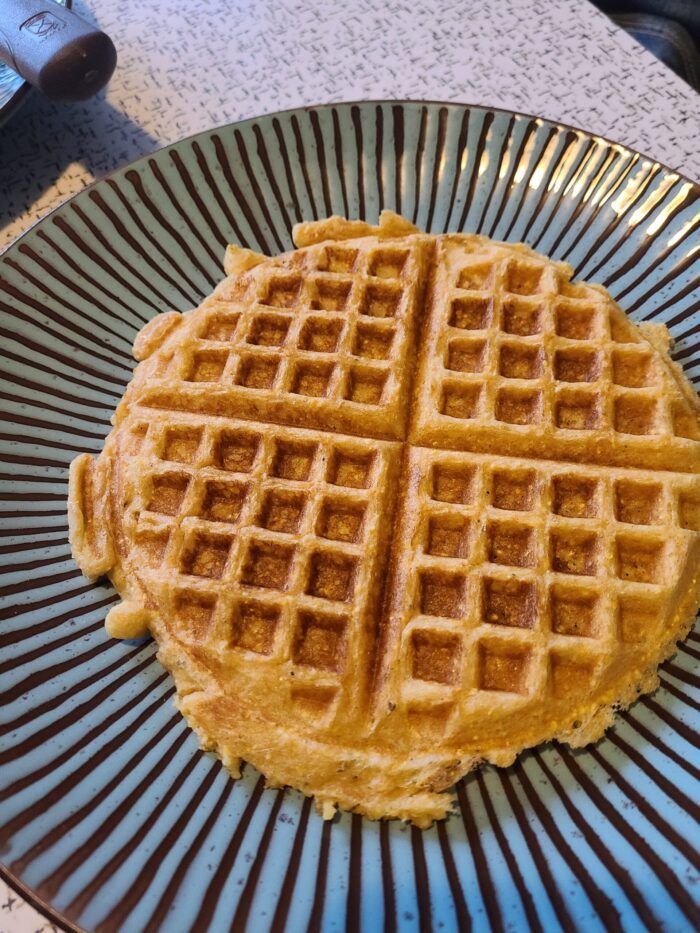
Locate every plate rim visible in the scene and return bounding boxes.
[0,862,81,933]
[2,98,698,260]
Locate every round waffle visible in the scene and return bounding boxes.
[69,212,700,825]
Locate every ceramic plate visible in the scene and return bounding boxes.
[1,102,698,932]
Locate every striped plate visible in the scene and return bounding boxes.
[1,102,698,933]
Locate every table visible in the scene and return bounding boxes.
[1,0,699,928]
[2,0,700,252]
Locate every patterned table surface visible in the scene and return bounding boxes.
[1,0,699,929]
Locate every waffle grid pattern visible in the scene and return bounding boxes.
[110,227,700,748]
[123,416,399,725]
[139,238,427,439]
[383,447,699,736]
[412,239,700,464]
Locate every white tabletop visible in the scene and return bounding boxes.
[1,0,699,927]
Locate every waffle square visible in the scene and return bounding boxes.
[410,235,700,470]
[375,447,700,747]
[133,233,430,440]
[115,413,402,731]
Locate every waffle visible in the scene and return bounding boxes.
[374,448,700,755]
[73,415,401,727]
[411,235,700,469]
[69,212,700,826]
[127,213,430,441]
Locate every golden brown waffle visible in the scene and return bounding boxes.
[411,235,700,469]
[128,215,430,441]
[69,212,700,826]
[375,448,700,754]
[78,414,401,728]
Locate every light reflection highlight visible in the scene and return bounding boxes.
[627,173,678,227]
[667,211,700,249]
[610,161,655,215]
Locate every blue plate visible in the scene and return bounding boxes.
[0,102,698,932]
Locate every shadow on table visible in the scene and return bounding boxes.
[0,88,161,239]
